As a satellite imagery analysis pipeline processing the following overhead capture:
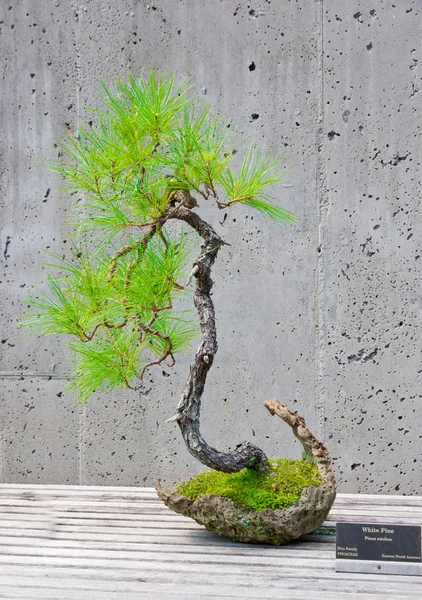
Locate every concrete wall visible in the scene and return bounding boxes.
[1,0,421,493]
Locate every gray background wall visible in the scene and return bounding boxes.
[1,0,421,493]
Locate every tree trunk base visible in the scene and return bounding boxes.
[156,400,337,545]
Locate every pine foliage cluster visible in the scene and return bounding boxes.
[21,72,295,403]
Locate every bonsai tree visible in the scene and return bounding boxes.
[22,72,336,543]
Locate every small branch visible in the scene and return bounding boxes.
[216,200,230,210]
[124,253,139,289]
[103,319,128,330]
[166,413,183,423]
[106,224,158,282]
[185,264,199,287]
[106,243,139,282]
[144,302,173,329]
[166,275,184,291]
[81,318,129,342]
[82,323,102,341]
[137,319,175,380]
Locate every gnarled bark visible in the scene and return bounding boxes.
[166,204,269,473]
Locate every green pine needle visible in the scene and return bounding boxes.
[21,71,297,403]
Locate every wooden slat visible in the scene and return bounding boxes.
[0,563,421,590]
[0,582,414,600]
[0,484,421,599]
[0,567,421,600]
[328,510,422,524]
[0,535,335,556]
[335,493,422,504]
[0,545,335,562]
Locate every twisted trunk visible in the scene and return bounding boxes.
[156,205,337,541]
[166,204,269,473]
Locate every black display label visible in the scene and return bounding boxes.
[336,523,421,563]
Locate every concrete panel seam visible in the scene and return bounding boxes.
[74,0,81,137]
[74,1,82,487]
[0,427,4,483]
[0,373,71,380]
[77,404,84,485]
[315,0,329,441]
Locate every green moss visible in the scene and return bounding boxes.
[176,458,322,512]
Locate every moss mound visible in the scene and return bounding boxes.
[176,458,322,512]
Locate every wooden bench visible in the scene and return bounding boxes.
[0,485,421,599]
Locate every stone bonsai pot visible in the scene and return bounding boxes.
[157,400,336,544]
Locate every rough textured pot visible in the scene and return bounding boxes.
[157,399,337,545]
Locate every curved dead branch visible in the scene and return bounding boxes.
[264,398,336,488]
